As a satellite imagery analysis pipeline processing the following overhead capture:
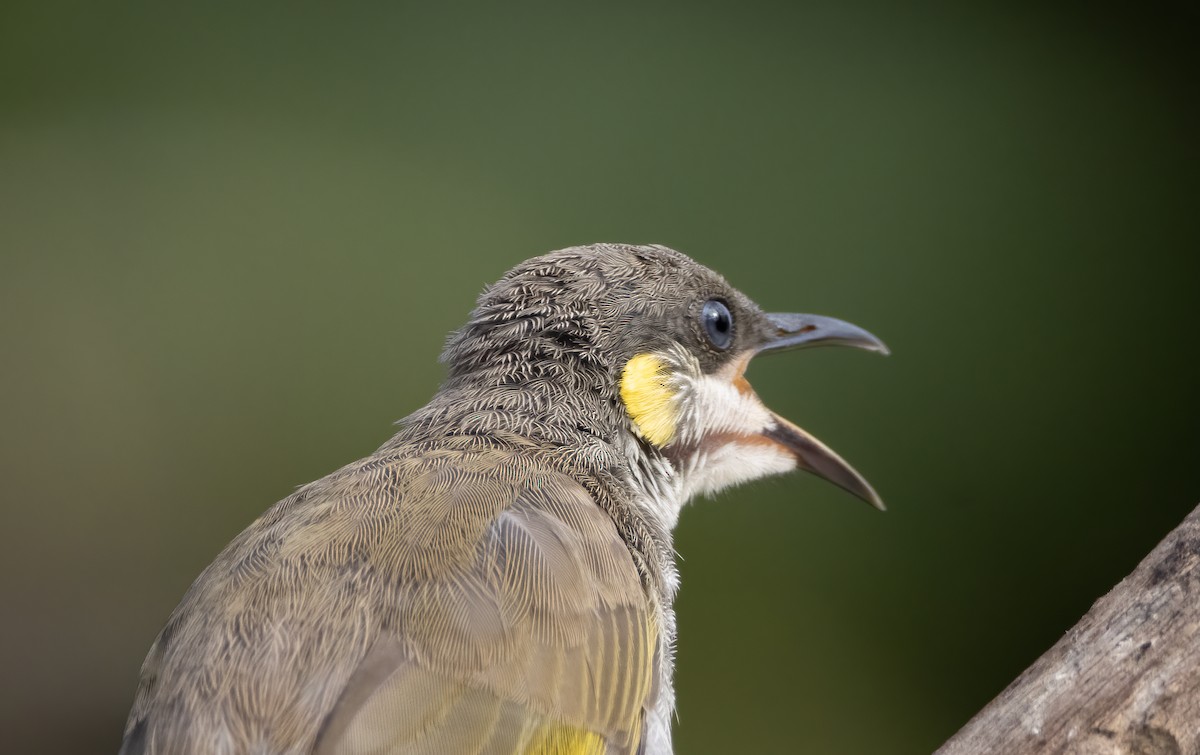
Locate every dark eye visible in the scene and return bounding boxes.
[701,299,733,350]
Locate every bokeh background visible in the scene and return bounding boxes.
[3,2,1197,753]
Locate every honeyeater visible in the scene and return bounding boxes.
[121,243,887,755]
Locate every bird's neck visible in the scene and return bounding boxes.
[399,376,622,455]
[390,377,681,590]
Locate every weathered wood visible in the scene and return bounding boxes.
[937,504,1200,755]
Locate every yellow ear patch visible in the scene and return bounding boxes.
[620,354,677,446]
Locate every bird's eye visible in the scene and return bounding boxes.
[701,299,733,350]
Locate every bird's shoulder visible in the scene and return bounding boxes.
[124,443,658,754]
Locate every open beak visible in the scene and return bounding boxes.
[757,312,888,510]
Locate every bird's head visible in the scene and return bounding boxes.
[441,243,887,511]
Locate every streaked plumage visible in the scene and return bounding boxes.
[121,244,886,754]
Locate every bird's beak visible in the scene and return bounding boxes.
[759,313,890,356]
[756,313,888,510]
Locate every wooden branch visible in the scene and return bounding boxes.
[937,503,1200,755]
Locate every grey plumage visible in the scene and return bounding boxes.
[121,243,885,755]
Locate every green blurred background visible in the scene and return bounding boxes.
[2,2,1197,753]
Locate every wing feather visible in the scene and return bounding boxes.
[123,450,658,755]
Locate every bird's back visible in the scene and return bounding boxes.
[122,437,659,754]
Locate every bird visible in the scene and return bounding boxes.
[120,243,887,755]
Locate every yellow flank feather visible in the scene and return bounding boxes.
[620,354,677,447]
[524,724,607,755]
